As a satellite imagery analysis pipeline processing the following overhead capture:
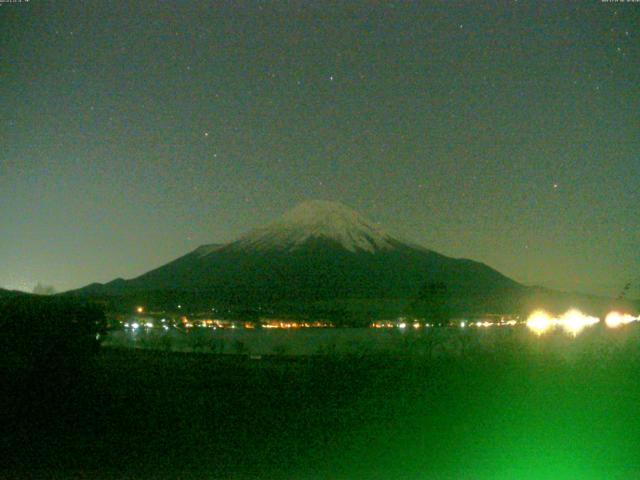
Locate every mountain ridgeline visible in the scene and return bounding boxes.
[68,201,629,322]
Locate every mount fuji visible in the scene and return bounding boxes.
[70,200,525,318]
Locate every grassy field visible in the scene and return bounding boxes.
[4,329,640,479]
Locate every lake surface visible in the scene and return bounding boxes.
[103,322,640,360]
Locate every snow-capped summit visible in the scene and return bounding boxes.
[232,200,396,253]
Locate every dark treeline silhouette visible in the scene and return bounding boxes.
[409,281,452,325]
[1,294,106,416]
[1,295,108,476]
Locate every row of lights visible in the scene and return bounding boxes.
[373,320,519,329]
[132,306,636,337]
[130,311,333,330]
[372,321,428,329]
[124,322,170,331]
[526,309,639,336]
[460,320,518,328]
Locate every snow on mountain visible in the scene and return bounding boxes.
[230,200,396,253]
[66,199,530,316]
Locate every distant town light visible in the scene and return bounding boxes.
[557,309,599,336]
[526,309,599,336]
[526,310,553,335]
[605,311,637,328]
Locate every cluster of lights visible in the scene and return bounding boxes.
[460,320,519,328]
[181,318,244,329]
[372,319,521,329]
[127,306,637,337]
[526,309,600,336]
[195,319,222,329]
[126,312,335,331]
[526,309,639,336]
[605,311,639,328]
[124,321,169,332]
[262,320,332,329]
[371,321,433,329]
[371,321,395,328]
[176,319,334,329]
[464,319,519,328]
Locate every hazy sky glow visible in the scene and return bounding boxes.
[1,1,638,297]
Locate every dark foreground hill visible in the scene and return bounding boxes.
[0,288,27,300]
[5,339,640,479]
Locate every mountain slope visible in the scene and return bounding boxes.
[69,200,523,314]
[0,288,28,299]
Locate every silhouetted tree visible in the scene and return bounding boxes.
[0,295,106,379]
[32,282,56,295]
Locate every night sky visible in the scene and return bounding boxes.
[1,1,638,297]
